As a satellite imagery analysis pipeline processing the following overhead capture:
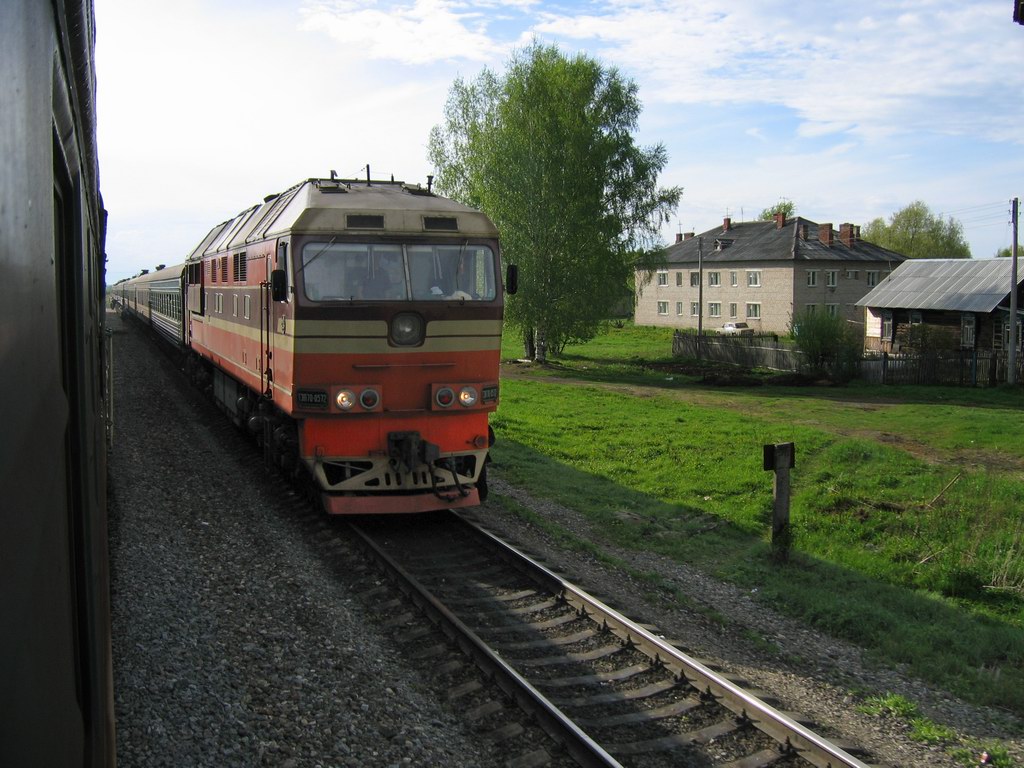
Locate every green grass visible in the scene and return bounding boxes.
[492,323,1024,717]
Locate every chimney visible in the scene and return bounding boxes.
[819,223,833,247]
[683,232,695,240]
[675,232,683,243]
[799,224,808,241]
[723,217,731,232]
[839,223,857,247]
[773,212,785,229]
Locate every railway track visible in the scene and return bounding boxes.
[349,510,884,768]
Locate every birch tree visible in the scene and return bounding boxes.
[428,43,680,360]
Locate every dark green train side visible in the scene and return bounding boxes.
[0,0,115,764]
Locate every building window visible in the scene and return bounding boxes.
[232,294,238,317]
[730,271,738,287]
[691,301,700,316]
[747,270,761,287]
[676,272,683,287]
[709,302,721,317]
[881,310,893,340]
[657,270,668,286]
[825,303,839,317]
[746,303,761,319]
[961,314,975,348]
[806,270,818,287]
[676,301,684,316]
[910,310,922,325]
[215,293,224,314]
[244,295,251,320]
[867,270,879,287]
[690,272,700,287]
[708,271,721,287]
[729,302,737,318]
[846,269,859,280]
[657,301,668,315]
[826,270,838,288]
[805,304,817,313]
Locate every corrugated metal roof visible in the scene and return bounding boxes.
[856,258,1022,312]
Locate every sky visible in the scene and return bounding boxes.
[95,0,1024,283]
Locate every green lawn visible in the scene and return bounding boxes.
[493,322,1024,719]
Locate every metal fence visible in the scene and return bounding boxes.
[672,331,1023,387]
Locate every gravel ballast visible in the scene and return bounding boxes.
[108,314,505,767]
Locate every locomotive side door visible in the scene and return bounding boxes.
[261,240,291,400]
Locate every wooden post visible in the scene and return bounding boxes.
[764,442,795,563]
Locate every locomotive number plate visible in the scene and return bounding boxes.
[481,385,499,403]
[297,389,329,409]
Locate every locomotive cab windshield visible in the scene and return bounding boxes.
[300,241,497,303]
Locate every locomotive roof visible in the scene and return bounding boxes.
[186,178,498,262]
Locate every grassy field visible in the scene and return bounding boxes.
[493,323,1024,720]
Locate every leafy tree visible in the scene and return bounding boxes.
[759,199,796,220]
[861,201,971,259]
[428,43,681,361]
[789,309,862,382]
[995,245,1021,257]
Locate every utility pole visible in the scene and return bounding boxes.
[1010,198,1019,385]
[697,236,704,359]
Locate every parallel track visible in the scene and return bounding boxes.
[350,511,883,768]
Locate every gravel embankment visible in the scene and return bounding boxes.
[108,313,505,767]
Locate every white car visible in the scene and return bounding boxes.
[721,322,754,336]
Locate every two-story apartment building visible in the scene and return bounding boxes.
[635,215,906,334]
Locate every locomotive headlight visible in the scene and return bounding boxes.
[458,386,478,407]
[390,312,424,346]
[336,390,356,410]
[435,387,455,408]
[359,388,380,410]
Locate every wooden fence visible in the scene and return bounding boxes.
[859,350,1022,386]
[672,331,1023,387]
[672,333,804,371]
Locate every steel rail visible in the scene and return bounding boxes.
[347,522,626,768]
[458,512,876,768]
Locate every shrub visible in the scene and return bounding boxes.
[789,309,862,381]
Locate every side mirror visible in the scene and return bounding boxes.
[505,264,519,295]
[270,269,287,302]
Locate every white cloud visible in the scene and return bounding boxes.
[298,0,520,64]
[530,0,1024,146]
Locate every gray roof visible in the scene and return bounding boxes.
[660,217,906,266]
[856,258,1022,312]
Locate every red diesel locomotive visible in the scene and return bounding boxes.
[114,175,515,514]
